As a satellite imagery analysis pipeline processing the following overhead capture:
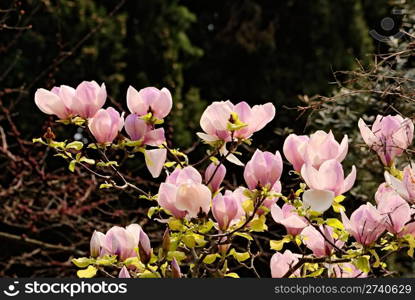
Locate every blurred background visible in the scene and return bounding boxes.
[1,0,415,277]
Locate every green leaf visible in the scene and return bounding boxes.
[80,157,95,165]
[353,256,371,273]
[96,256,117,266]
[32,138,47,145]
[332,201,345,213]
[66,141,84,150]
[68,160,76,172]
[182,234,196,248]
[164,161,177,168]
[167,251,186,262]
[305,267,324,277]
[72,116,85,126]
[403,234,415,257]
[198,220,214,234]
[168,218,184,231]
[203,253,221,264]
[96,161,118,167]
[270,236,291,251]
[138,270,161,278]
[234,232,253,241]
[77,265,97,278]
[147,206,160,219]
[225,272,240,278]
[326,218,344,230]
[229,249,250,262]
[72,257,94,268]
[242,199,254,214]
[249,215,268,232]
[99,183,113,189]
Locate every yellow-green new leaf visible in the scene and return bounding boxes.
[72,257,94,268]
[77,265,97,278]
[203,253,221,264]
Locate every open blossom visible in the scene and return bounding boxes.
[157,166,212,218]
[198,100,275,142]
[244,150,283,190]
[330,263,367,278]
[127,86,172,120]
[270,250,300,278]
[301,225,344,257]
[384,165,415,204]
[341,203,385,246]
[90,224,151,262]
[212,192,242,230]
[34,85,75,119]
[270,203,307,235]
[300,159,356,213]
[124,114,165,146]
[301,160,356,196]
[204,162,226,192]
[283,131,348,172]
[358,115,414,166]
[88,107,124,144]
[72,81,107,118]
[375,184,411,235]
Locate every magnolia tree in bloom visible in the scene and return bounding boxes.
[33,81,415,278]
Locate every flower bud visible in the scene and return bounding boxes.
[118,266,131,278]
[171,258,182,278]
[205,162,226,192]
[90,230,105,258]
[244,149,283,190]
[88,107,124,144]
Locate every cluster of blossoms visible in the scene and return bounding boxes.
[35,81,171,178]
[34,82,415,278]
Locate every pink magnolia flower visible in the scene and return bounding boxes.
[88,107,124,144]
[243,150,283,190]
[157,166,212,218]
[204,162,226,192]
[34,85,75,119]
[301,159,356,196]
[341,203,385,246]
[212,191,243,230]
[376,185,411,235]
[304,131,348,168]
[330,263,367,278]
[283,134,309,172]
[399,208,415,238]
[270,203,307,235]
[302,189,335,213]
[72,81,107,118]
[124,114,165,146]
[91,224,151,262]
[118,266,131,278]
[198,100,275,142]
[301,225,344,257]
[270,250,300,278]
[145,148,167,178]
[127,86,172,120]
[358,115,414,166]
[283,131,348,172]
[384,165,415,204]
